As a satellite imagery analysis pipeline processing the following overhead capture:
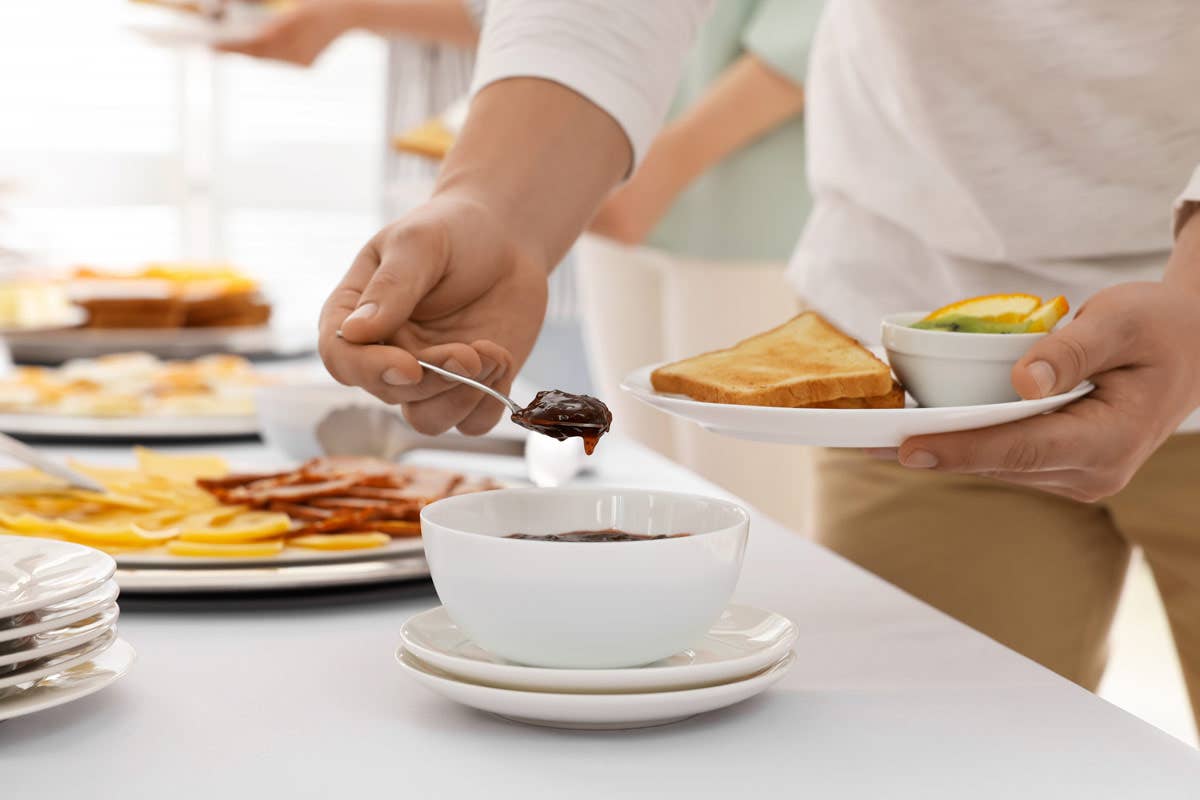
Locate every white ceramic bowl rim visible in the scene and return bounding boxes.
[420,487,750,544]
[882,311,1048,360]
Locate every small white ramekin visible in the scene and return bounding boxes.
[882,312,1047,407]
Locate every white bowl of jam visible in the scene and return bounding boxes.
[421,488,749,669]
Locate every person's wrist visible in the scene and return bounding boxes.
[337,0,377,31]
[652,126,705,193]
[1166,202,1200,298]
[427,186,553,278]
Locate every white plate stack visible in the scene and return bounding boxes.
[396,604,797,730]
[0,535,135,722]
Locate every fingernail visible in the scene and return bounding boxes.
[478,356,502,382]
[863,448,899,461]
[901,450,938,469]
[345,303,377,324]
[381,368,414,386]
[1029,360,1056,398]
[443,359,470,377]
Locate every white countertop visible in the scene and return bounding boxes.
[2,436,1199,798]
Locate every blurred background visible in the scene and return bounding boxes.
[0,0,1193,747]
[0,0,586,386]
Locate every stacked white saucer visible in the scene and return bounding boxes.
[397,604,797,730]
[0,534,135,723]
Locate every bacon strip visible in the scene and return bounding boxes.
[225,476,362,506]
[197,471,292,491]
[196,457,490,542]
[266,502,335,521]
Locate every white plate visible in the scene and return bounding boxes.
[622,364,1095,448]
[0,628,117,690]
[116,555,430,594]
[396,648,794,730]
[0,306,88,336]
[0,638,135,722]
[0,412,259,440]
[0,604,118,668]
[4,324,311,365]
[401,604,797,694]
[0,580,118,643]
[0,536,116,618]
[113,536,424,569]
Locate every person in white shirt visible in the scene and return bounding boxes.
[319,1,1200,722]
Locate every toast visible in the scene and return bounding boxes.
[804,382,905,409]
[650,312,896,407]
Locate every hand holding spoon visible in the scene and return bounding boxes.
[334,331,612,453]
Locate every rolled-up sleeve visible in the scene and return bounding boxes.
[470,0,712,167]
[743,0,824,86]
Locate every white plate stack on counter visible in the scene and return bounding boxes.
[0,535,135,722]
[396,605,798,730]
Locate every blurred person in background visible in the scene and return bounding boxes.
[318,2,1200,726]
[216,0,482,65]
[220,0,823,531]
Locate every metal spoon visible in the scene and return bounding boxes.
[334,330,604,428]
[416,359,525,415]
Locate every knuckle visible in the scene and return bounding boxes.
[1052,334,1091,379]
[401,404,455,437]
[1070,469,1131,504]
[1095,467,1133,499]
[457,412,500,437]
[388,217,449,257]
[1001,438,1045,472]
[364,266,406,293]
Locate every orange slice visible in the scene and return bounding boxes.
[921,293,1042,324]
[175,511,292,543]
[1022,296,1069,332]
[166,539,285,558]
[288,532,391,551]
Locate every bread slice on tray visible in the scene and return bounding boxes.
[650,312,902,408]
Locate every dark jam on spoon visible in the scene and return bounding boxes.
[510,390,613,455]
[506,529,690,542]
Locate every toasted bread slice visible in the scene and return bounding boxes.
[650,312,895,407]
[803,382,905,409]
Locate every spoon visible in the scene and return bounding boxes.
[334,332,611,450]
[416,359,526,416]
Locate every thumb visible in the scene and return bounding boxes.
[1011,308,1127,399]
[339,223,447,345]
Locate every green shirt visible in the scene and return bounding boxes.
[645,0,823,262]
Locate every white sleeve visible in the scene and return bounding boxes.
[1174,166,1200,237]
[470,0,712,168]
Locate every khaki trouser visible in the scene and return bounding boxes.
[815,434,1200,727]
[575,234,813,531]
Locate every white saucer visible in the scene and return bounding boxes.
[396,648,794,730]
[0,580,118,644]
[0,604,118,668]
[621,364,1094,448]
[401,604,798,694]
[0,638,135,723]
[0,628,117,691]
[0,536,117,620]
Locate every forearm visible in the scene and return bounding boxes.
[1166,205,1200,297]
[344,0,479,47]
[662,53,804,188]
[435,78,632,271]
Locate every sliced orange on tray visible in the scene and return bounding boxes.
[166,540,286,558]
[288,532,393,550]
[915,293,1069,333]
